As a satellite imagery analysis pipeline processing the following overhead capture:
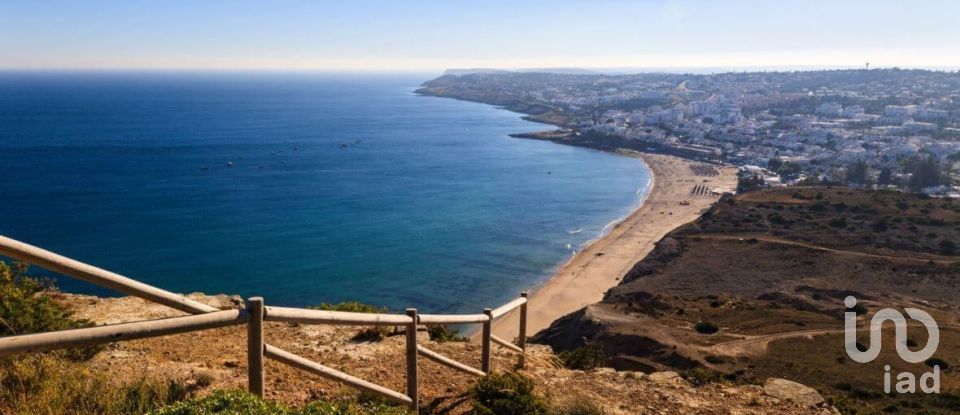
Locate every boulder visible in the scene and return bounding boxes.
[763,378,824,406]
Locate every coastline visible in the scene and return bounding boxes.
[412,90,739,339]
[490,150,738,340]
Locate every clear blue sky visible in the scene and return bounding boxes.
[1,0,958,71]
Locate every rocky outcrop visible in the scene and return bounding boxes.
[763,378,825,407]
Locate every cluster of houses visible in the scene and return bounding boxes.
[425,69,960,193]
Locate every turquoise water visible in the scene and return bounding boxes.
[0,72,651,313]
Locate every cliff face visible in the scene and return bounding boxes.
[45,292,832,414]
[532,187,960,413]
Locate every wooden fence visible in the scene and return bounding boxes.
[0,235,528,411]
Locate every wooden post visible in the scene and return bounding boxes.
[481,308,492,374]
[247,297,265,398]
[519,292,528,369]
[405,308,419,411]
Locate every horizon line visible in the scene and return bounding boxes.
[2,64,959,76]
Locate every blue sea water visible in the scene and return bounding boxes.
[0,72,650,313]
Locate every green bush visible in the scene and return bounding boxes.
[557,344,608,370]
[150,390,286,414]
[427,324,467,343]
[310,301,393,342]
[694,321,719,334]
[0,261,100,360]
[312,301,389,314]
[150,390,414,415]
[469,372,548,415]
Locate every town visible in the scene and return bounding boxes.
[418,69,960,195]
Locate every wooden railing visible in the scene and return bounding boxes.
[0,235,529,412]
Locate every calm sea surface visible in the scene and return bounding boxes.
[0,72,650,313]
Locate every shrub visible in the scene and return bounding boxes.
[828,217,848,228]
[939,240,957,255]
[312,301,388,314]
[311,301,393,342]
[848,303,868,315]
[150,390,285,414]
[682,367,725,386]
[871,218,889,232]
[150,390,414,415]
[194,373,215,388]
[0,355,188,415]
[0,261,100,360]
[704,355,725,364]
[469,372,548,415]
[427,324,467,343]
[694,321,719,334]
[557,343,608,370]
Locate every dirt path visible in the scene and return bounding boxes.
[682,234,960,264]
[701,328,844,357]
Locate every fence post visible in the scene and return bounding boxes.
[405,308,419,411]
[518,292,528,369]
[481,308,492,374]
[247,297,265,398]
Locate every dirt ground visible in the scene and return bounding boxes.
[53,293,831,414]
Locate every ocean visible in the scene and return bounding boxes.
[0,71,651,313]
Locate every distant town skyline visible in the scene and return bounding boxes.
[2,0,959,72]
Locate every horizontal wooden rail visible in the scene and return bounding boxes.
[416,345,485,377]
[0,235,533,408]
[490,297,526,319]
[418,313,489,324]
[490,334,523,354]
[0,310,247,357]
[264,306,413,326]
[264,344,412,405]
[0,235,217,315]
[0,236,396,406]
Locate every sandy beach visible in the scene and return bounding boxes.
[491,151,738,340]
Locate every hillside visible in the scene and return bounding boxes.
[533,187,960,414]
[0,292,835,414]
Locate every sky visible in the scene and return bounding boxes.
[1,0,959,72]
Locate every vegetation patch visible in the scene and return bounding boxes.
[0,261,100,360]
[557,343,608,370]
[468,372,548,415]
[694,321,719,334]
[150,389,414,415]
[311,301,389,314]
[0,355,189,415]
[426,324,468,343]
[310,301,394,342]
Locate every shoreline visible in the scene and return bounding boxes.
[490,150,738,340]
[411,90,740,339]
